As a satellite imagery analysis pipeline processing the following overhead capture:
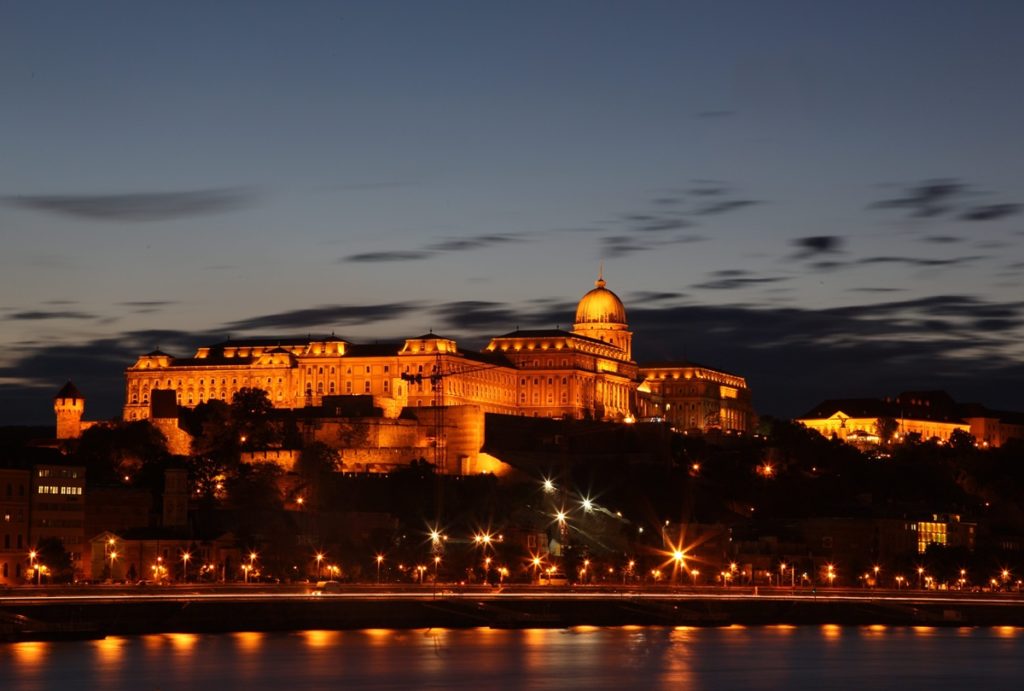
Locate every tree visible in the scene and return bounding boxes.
[949,428,976,452]
[34,537,74,583]
[875,416,899,445]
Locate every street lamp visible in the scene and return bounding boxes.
[917,566,924,589]
[873,565,880,587]
[826,564,836,587]
[315,552,325,579]
[779,562,787,587]
[28,550,38,585]
[375,554,384,584]
[181,551,191,583]
[109,550,118,581]
[433,555,441,583]
[895,575,904,589]
[673,550,685,584]
[691,569,700,586]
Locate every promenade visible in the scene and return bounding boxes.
[4,584,1024,639]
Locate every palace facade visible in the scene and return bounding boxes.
[114,275,755,433]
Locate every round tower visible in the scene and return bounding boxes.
[572,269,633,358]
[54,381,85,440]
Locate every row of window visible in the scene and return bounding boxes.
[37,486,83,496]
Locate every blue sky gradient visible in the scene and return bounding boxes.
[2,1,1023,423]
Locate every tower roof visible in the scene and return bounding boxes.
[54,380,83,400]
[574,270,627,326]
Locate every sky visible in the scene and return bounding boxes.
[2,0,1024,425]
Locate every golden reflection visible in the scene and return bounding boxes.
[10,641,49,667]
[93,636,125,664]
[167,633,198,650]
[864,624,887,637]
[994,626,1018,638]
[233,631,264,651]
[822,624,842,640]
[768,624,795,635]
[572,625,600,633]
[912,626,936,636]
[362,628,392,647]
[525,628,552,645]
[303,630,340,648]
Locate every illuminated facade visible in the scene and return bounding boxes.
[798,391,1024,447]
[118,274,754,432]
[638,363,755,433]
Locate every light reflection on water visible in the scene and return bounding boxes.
[0,626,1022,690]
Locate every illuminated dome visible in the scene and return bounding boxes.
[574,275,627,326]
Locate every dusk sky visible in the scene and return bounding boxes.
[3,1,1024,425]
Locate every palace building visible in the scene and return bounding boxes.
[110,274,755,435]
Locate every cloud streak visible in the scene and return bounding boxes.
[4,188,257,222]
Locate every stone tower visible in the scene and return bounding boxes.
[54,381,85,440]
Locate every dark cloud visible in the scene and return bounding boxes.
[695,200,759,216]
[226,304,417,332]
[792,235,844,260]
[118,301,178,307]
[633,218,692,233]
[430,301,523,332]
[692,270,789,291]
[870,179,1020,223]
[921,235,964,244]
[858,255,985,268]
[343,233,528,263]
[3,188,256,222]
[601,234,705,259]
[960,203,1022,222]
[4,294,1024,425]
[627,291,686,304]
[424,234,521,252]
[6,310,96,321]
[343,251,434,263]
[870,178,966,218]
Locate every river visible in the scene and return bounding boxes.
[2,625,1022,690]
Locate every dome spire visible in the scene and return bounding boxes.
[596,261,606,288]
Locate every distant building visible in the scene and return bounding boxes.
[797,390,1024,447]
[0,468,30,586]
[30,461,86,578]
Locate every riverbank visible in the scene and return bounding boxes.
[4,587,1024,640]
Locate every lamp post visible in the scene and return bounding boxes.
[673,550,685,585]
[248,551,258,583]
[109,550,118,581]
[433,555,441,583]
[917,567,924,589]
[691,569,700,586]
[315,552,325,580]
[779,562,787,588]
[375,554,384,584]
[28,550,38,585]
[181,551,191,583]
[873,565,880,588]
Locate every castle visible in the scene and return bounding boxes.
[58,274,756,469]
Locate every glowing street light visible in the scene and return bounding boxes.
[779,562,787,587]
[181,551,191,583]
[433,555,441,582]
[826,564,836,587]
[375,554,384,584]
[28,550,38,585]
[109,550,119,581]
[542,478,555,493]
[691,569,700,586]
[581,497,594,513]
[315,552,325,579]
[895,575,905,589]
[917,566,925,589]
